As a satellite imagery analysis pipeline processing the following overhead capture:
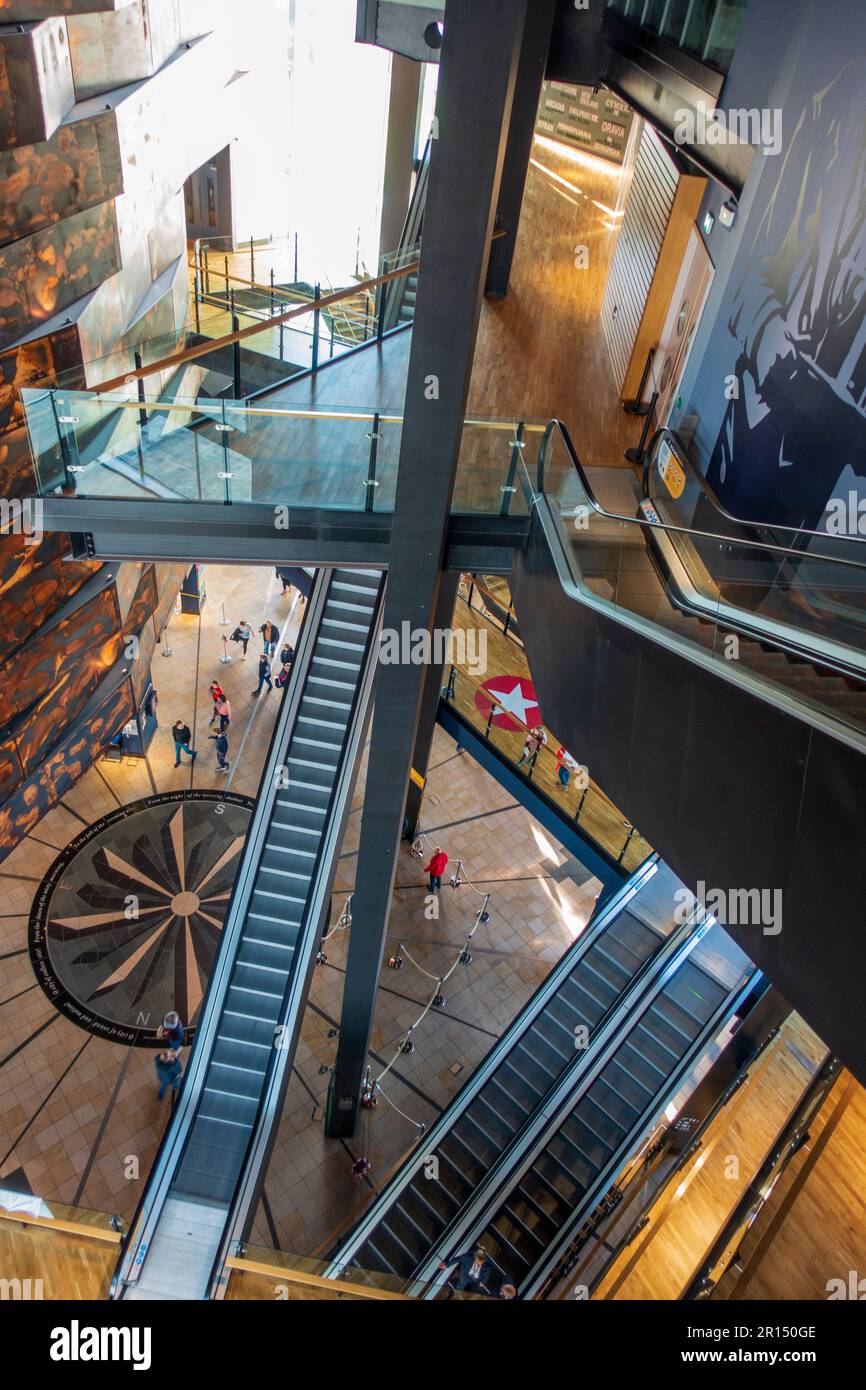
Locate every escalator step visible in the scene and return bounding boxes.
[545,1125,605,1189]
[560,975,610,1024]
[587,1077,641,1133]
[667,961,727,1022]
[569,1092,625,1151]
[519,1028,571,1079]
[531,1148,589,1205]
[615,1036,667,1091]
[579,956,622,1005]
[396,1185,450,1243]
[498,1055,548,1106]
[484,1076,533,1130]
[647,994,703,1047]
[533,1011,576,1060]
[434,1143,478,1201]
[385,1205,435,1268]
[516,1176,572,1228]
[605,913,661,965]
[470,1095,519,1150]
[438,1131,486,1187]
[491,1208,547,1262]
[583,943,631,992]
[450,1114,499,1167]
[600,1057,654,1111]
[630,1018,682,1072]
[502,1190,559,1243]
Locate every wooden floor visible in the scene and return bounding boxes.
[738,1073,866,1300]
[0,1218,115,1299]
[450,591,653,871]
[592,1013,829,1300]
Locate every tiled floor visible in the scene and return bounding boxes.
[0,564,604,1246]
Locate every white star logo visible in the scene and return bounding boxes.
[485,680,539,724]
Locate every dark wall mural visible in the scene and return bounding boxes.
[0,531,98,661]
[678,20,866,533]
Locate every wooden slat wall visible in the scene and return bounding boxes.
[601,123,679,395]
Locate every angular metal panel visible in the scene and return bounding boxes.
[0,17,74,146]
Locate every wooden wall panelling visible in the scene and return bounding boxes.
[621,171,707,404]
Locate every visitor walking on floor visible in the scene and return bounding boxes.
[154,1049,182,1101]
[171,721,197,768]
[253,653,273,695]
[517,723,547,771]
[260,619,279,658]
[208,682,225,726]
[209,729,230,771]
[235,620,253,658]
[215,695,231,733]
[555,745,579,790]
[425,846,448,893]
[159,1011,185,1050]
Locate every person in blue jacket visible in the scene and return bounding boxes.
[438,1247,496,1293]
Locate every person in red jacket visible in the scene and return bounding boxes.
[425,846,448,893]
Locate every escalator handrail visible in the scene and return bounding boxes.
[408,903,716,1294]
[641,425,866,554]
[324,854,661,1275]
[536,419,866,573]
[111,573,330,1294]
[206,572,387,1298]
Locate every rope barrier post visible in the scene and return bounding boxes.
[219,600,230,626]
[219,634,232,665]
[624,347,656,415]
[625,391,658,467]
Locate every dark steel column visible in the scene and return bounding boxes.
[485,0,557,299]
[403,570,460,836]
[326,0,529,1138]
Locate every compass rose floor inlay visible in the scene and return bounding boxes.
[28,792,254,1045]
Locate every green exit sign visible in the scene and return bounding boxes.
[703,209,715,235]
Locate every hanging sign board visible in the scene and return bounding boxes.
[535,82,634,164]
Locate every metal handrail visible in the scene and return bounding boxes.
[642,424,866,552]
[536,418,866,574]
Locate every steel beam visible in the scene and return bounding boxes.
[403,571,460,835]
[325,0,530,1138]
[485,0,557,299]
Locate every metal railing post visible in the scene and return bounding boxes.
[294,232,299,284]
[134,351,147,429]
[312,282,321,371]
[364,411,380,514]
[500,420,525,516]
[270,268,275,317]
[250,236,255,283]
[193,242,201,333]
[279,306,284,361]
[230,293,242,398]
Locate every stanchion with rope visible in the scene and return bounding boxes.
[318,894,353,962]
[219,634,233,664]
[219,600,230,627]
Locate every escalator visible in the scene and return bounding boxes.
[326,858,711,1284]
[432,919,758,1299]
[509,420,866,1080]
[112,566,385,1300]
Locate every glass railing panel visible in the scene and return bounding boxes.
[451,418,540,516]
[224,403,379,510]
[371,413,403,512]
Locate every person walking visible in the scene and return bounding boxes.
[425,846,448,893]
[260,619,279,658]
[159,1011,185,1050]
[208,682,225,726]
[555,745,579,790]
[276,568,291,595]
[437,1247,495,1294]
[252,653,273,696]
[171,720,197,768]
[215,694,231,733]
[280,641,294,668]
[209,729,230,772]
[517,723,547,771]
[236,620,253,658]
[154,1048,182,1101]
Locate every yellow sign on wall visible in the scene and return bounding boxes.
[657,438,686,499]
[409,768,425,790]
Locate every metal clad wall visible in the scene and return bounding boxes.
[601,123,678,393]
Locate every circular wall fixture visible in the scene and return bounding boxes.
[424,20,444,49]
[28,791,254,1046]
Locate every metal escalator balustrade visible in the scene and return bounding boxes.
[456,921,758,1299]
[113,566,385,1300]
[327,861,710,1286]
